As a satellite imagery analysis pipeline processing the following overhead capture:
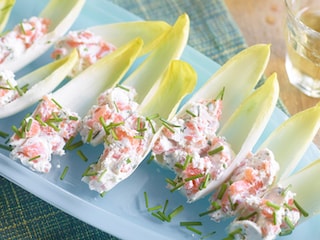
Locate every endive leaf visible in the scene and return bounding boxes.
[88,20,171,56]
[279,159,320,219]
[0,0,15,33]
[53,38,143,117]
[189,74,279,201]
[182,44,271,126]
[124,13,190,103]
[2,0,85,72]
[259,102,320,181]
[0,49,78,118]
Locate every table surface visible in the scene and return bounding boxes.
[225,0,320,147]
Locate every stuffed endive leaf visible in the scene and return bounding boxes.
[0,0,15,33]
[81,60,197,194]
[217,104,320,239]
[79,13,190,146]
[1,0,85,72]
[151,44,276,202]
[0,49,78,119]
[8,38,143,173]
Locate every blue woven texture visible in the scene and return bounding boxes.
[0,0,247,239]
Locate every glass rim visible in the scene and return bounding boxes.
[285,0,320,37]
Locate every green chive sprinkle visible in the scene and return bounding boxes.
[60,166,69,180]
[186,226,202,235]
[163,199,169,214]
[0,130,9,138]
[293,200,309,217]
[238,211,258,220]
[279,229,293,236]
[199,209,218,217]
[51,98,62,109]
[144,191,149,208]
[148,205,163,212]
[215,87,225,100]
[20,22,26,34]
[116,83,130,91]
[151,212,167,222]
[159,117,180,133]
[168,205,184,220]
[69,116,78,121]
[100,191,107,197]
[186,109,197,117]
[86,129,94,143]
[180,221,202,227]
[170,182,185,192]
[185,174,204,182]
[64,140,83,151]
[200,231,216,239]
[76,150,88,162]
[266,201,281,210]
[15,86,24,96]
[29,155,41,162]
[208,146,224,156]
[284,216,295,230]
[199,173,210,190]
[217,183,228,200]
[0,144,12,151]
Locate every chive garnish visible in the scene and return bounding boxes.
[60,166,69,180]
[144,191,149,208]
[279,229,293,236]
[199,173,210,190]
[86,129,94,143]
[0,130,9,138]
[146,113,160,120]
[64,140,83,151]
[180,221,202,226]
[199,209,218,217]
[266,201,281,210]
[116,83,130,91]
[0,144,12,151]
[159,117,180,133]
[151,212,167,222]
[217,183,228,200]
[35,114,46,126]
[170,181,185,192]
[186,109,197,117]
[168,205,184,219]
[208,146,224,156]
[148,205,163,212]
[29,155,41,162]
[51,98,62,109]
[11,125,22,138]
[186,226,202,235]
[200,231,216,239]
[76,150,88,162]
[163,199,169,214]
[46,121,59,132]
[15,85,24,96]
[185,173,204,182]
[100,192,107,197]
[69,116,78,121]
[165,178,177,187]
[20,22,26,34]
[273,211,277,225]
[284,216,295,230]
[238,211,257,220]
[215,87,225,100]
[293,200,309,217]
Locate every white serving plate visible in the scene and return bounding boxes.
[1,1,319,239]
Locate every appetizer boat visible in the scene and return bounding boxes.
[78,14,194,193]
[152,44,278,202]
[0,49,78,118]
[51,19,171,76]
[0,0,15,33]
[1,0,85,72]
[79,13,190,146]
[9,38,143,173]
[209,103,320,239]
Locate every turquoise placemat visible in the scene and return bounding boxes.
[0,0,261,239]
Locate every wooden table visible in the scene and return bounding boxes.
[225,0,320,147]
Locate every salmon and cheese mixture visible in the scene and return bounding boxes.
[51,30,116,77]
[9,94,80,173]
[0,17,50,64]
[0,69,20,106]
[80,85,155,193]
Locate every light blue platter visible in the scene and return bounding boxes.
[0,1,319,239]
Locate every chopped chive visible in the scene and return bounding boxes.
[86,129,93,143]
[98,169,107,181]
[64,136,75,148]
[26,118,33,132]
[46,121,59,132]
[208,145,224,156]
[228,195,237,211]
[0,144,12,151]
[148,205,163,212]
[11,125,22,138]
[156,211,170,222]
[76,150,88,162]
[0,130,9,138]
[147,155,154,164]
[69,116,78,121]
[116,83,130,91]
[284,216,295,230]
[266,201,281,210]
[146,113,160,120]
[162,199,169,214]
[64,140,83,151]
[170,181,185,192]
[35,114,46,126]
[211,201,222,211]
[168,205,184,220]
[82,169,97,177]
[272,211,277,225]
[100,191,107,197]
[144,191,149,208]
[113,101,119,112]
[20,22,26,34]
[151,212,167,222]
[215,87,225,100]
[159,117,180,133]
[279,229,293,236]
[186,226,202,235]
[217,183,228,200]
[146,118,156,134]
[29,155,41,162]
[282,184,292,196]
[20,83,29,93]
[180,221,202,226]
[185,173,204,182]
[293,199,309,217]
[51,98,62,109]
[200,231,216,239]
[133,135,144,139]
[199,173,210,190]
[199,209,218,217]
[186,109,197,117]
[15,85,24,96]
[60,166,69,180]
[238,211,258,220]
[165,178,177,187]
